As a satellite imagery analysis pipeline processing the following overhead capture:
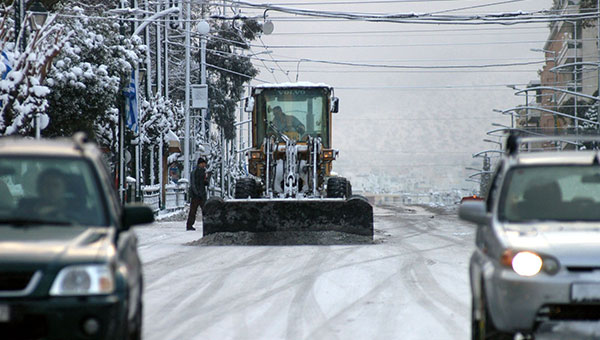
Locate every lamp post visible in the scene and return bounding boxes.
[28,0,48,140]
[531,48,558,127]
[471,151,497,197]
[197,20,209,143]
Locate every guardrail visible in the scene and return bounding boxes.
[142,182,188,213]
[142,185,160,213]
[165,183,187,210]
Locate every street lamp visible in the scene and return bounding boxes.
[472,149,504,158]
[498,106,600,127]
[28,1,48,31]
[483,139,503,148]
[246,50,273,58]
[28,0,48,140]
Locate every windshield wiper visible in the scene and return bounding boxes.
[0,218,74,227]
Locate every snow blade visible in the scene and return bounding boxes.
[202,196,373,238]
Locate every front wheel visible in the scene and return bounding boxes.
[472,285,514,340]
[129,300,143,340]
[234,178,258,199]
[327,177,348,198]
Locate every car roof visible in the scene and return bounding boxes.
[0,136,97,159]
[511,150,599,166]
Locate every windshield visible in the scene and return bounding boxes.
[0,156,108,226]
[255,88,330,147]
[498,165,600,222]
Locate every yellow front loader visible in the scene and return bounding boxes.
[202,83,373,239]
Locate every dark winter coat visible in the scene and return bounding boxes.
[190,167,209,200]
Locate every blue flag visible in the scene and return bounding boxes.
[1,51,11,79]
[124,70,138,134]
[0,51,11,108]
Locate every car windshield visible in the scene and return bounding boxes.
[255,88,330,147]
[498,165,600,222]
[0,156,108,226]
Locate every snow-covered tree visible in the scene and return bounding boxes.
[0,4,69,136]
[44,3,144,152]
[165,6,261,141]
[139,94,183,144]
[202,19,260,140]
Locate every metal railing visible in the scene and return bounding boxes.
[142,186,160,213]
[141,181,188,213]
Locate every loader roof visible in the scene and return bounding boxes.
[253,82,333,90]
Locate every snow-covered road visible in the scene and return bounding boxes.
[136,204,475,340]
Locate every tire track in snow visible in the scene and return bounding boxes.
[285,248,338,340]
[144,248,274,339]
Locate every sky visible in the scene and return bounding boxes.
[234,0,554,193]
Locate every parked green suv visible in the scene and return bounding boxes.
[0,134,154,340]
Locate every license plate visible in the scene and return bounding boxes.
[572,283,600,302]
[0,304,9,322]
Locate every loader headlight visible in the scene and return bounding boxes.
[323,149,336,161]
[50,264,115,296]
[250,151,262,160]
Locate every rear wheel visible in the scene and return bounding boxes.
[327,177,348,198]
[235,178,258,199]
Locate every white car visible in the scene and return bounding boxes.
[460,136,600,340]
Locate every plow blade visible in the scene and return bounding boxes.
[202,196,373,238]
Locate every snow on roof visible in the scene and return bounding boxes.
[254,82,333,90]
[164,129,179,143]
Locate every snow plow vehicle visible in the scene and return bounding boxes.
[202,82,373,239]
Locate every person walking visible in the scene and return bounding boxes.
[186,158,210,231]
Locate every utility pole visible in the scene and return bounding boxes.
[597,0,600,130]
[156,0,162,96]
[183,0,191,182]
[118,0,128,203]
[481,156,491,197]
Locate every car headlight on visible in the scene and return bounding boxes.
[511,251,543,277]
[501,250,561,276]
[50,264,115,296]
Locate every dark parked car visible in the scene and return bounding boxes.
[0,134,154,340]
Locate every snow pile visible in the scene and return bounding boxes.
[156,209,187,222]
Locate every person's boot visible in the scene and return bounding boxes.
[186,226,196,231]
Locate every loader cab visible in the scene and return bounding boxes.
[253,86,333,148]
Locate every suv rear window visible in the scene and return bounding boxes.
[0,157,108,226]
[498,165,600,222]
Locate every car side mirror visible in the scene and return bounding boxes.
[331,97,339,113]
[122,204,155,230]
[458,200,489,225]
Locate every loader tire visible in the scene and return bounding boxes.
[327,177,348,198]
[235,178,258,199]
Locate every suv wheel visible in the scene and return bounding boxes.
[472,284,514,340]
[130,301,143,340]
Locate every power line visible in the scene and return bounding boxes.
[255,57,545,69]
[226,0,468,6]
[267,26,549,36]
[428,0,525,15]
[223,0,598,25]
[258,39,598,49]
